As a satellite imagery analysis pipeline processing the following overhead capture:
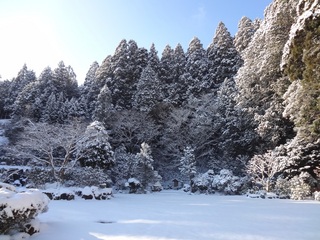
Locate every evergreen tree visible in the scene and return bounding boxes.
[52,61,79,100]
[5,65,37,116]
[159,45,175,99]
[167,44,187,105]
[207,22,242,86]
[173,43,186,80]
[105,39,148,109]
[93,85,113,122]
[0,80,11,118]
[179,146,197,189]
[134,142,159,192]
[79,61,100,119]
[77,121,114,169]
[235,0,298,152]
[42,92,65,123]
[185,37,210,97]
[133,64,163,112]
[148,43,160,73]
[234,17,257,55]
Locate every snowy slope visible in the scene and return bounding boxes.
[30,191,320,240]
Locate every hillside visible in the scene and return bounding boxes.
[0,0,319,197]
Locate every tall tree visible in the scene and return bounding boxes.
[52,61,79,100]
[5,65,36,116]
[207,22,242,86]
[185,37,209,97]
[134,142,159,191]
[179,146,197,189]
[79,61,101,120]
[159,45,175,99]
[0,80,11,118]
[234,17,257,55]
[235,0,298,151]
[133,64,163,112]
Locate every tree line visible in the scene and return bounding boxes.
[0,0,319,195]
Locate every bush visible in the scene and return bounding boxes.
[27,167,56,187]
[275,177,291,198]
[63,167,112,187]
[290,176,311,200]
[0,182,49,235]
[193,169,247,195]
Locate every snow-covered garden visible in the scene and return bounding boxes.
[28,191,320,240]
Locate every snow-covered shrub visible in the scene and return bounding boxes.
[27,167,56,187]
[90,186,112,200]
[314,191,320,201]
[42,186,75,201]
[193,170,215,193]
[151,181,163,192]
[63,167,112,187]
[274,177,291,198]
[126,178,141,193]
[193,169,247,195]
[81,186,94,200]
[212,169,247,195]
[290,175,311,200]
[0,182,49,235]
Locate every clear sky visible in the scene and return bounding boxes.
[0,0,272,84]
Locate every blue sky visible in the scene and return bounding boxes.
[0,0,272,84]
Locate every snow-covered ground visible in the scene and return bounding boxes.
[31,191,320,240]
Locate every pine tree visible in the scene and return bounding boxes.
[179,146,197,189]
[185,37,209,97]
[207,22,242,86]
[148,43,160,73]
[5,64,37,116]
[42,92,65,123]
[235,0,298,152]
[79,61,100,119]
[104,39,147,110]
[133,64,163,112]
[166,44,187,105]
[53,61,79,99]
[93,85,113,122]
[234,17,257,55]
[134,142,158,192]
[159,45,175,99]
[77,121,114,169]
[0,80,11,118]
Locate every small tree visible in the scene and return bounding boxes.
[247,150,283,192]
[179,146,197,189]
[77,121,114,169]
[133,142,159,192]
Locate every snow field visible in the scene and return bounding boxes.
[31,191,320,240]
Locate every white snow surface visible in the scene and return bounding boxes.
[29,190,320,240]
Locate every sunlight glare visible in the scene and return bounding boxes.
[0,13,64,78]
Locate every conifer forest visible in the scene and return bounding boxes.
[0,0,320,199]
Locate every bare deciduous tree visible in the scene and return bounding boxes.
[246,150,283,192]
[13,120,86,182]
